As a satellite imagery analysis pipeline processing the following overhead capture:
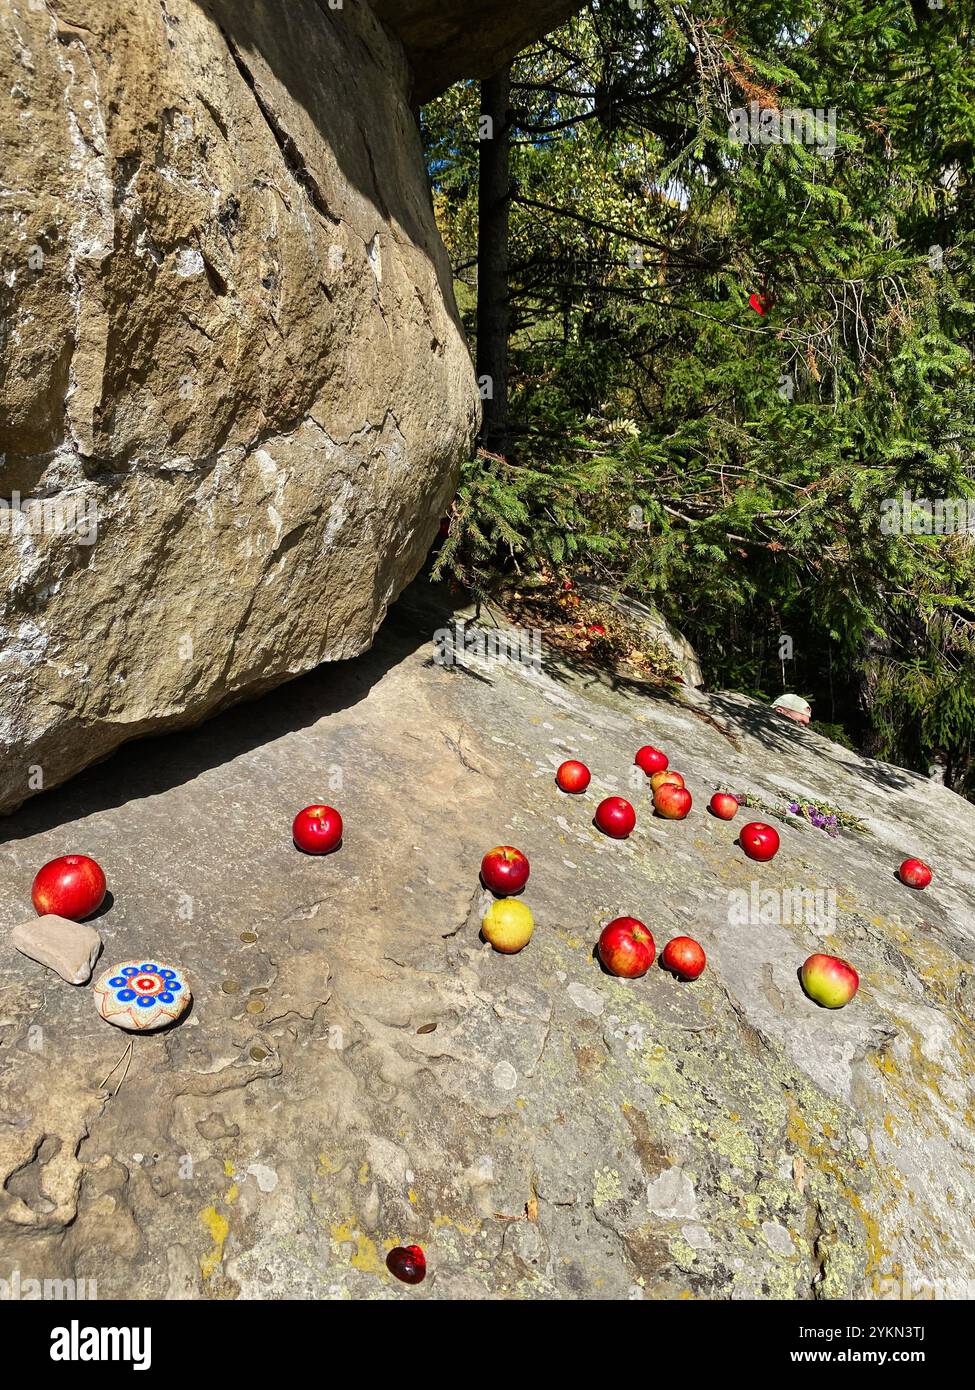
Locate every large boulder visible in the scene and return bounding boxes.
[2,584,974,1296]
[0,0,492,815]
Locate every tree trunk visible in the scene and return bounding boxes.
[476,67,511,456]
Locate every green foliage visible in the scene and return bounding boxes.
[423,0,975,794]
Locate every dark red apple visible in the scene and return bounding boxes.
[708,792,739,820]
[481,845,530,895]
[898,858,932,890]
[556,760,591,794]
[386,1244,426,1284]
[740,821,780,861]
[661,936,706,980]
[594,796,636,839]
[800,954,859,1009]
[598,917,655,978]
[292,805,343,855]
[31,854,106,921]
[654,785,692,820]
[650,770,684,793]
[635,746,668,776]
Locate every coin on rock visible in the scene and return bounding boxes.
[94,961,191,1031]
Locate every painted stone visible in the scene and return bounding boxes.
[94,961,191,1032]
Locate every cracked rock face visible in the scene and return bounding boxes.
[0,0,479,814]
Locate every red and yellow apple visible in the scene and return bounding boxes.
[740,821,780,861]
[481,845,530,895]
[800,953,859,1008]
[31,855,106,921]
[598,917,655,977]
[556,760,591,794]
[635,746,668,776]
[293,805,343,854]
[661,936,706,980]
[898,858,932,890]
[650,770,684,793]
[708,792,739,820]
[594,796,636,838]
[654,784,692,819]
[482,899,534,953]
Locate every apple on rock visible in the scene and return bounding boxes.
[598,917,655,977]
[594,796,636,838]
[898,858,932,889]
[293,805,343,854]
[481,845,530,895]
[482,899,534,953]
[654,784,692,819]
[31,855,107,921]
[739,821,780,861]
[800,953,859,1008]
[556,760,591,794]
[635,746,668,776]
[708,792,739,820]
[661,936,706,980]
[650,770,684,793]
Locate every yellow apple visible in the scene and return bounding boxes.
[482,899,535,954]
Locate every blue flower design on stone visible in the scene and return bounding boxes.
[94,960,191,1032]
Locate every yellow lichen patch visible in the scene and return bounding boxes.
[554,927,586,950]
[432,1213,480,1236]
[592,1167,622,1207]
[785,1096,888,1277]
[329,1219,392,1276]
[199,1206,230,1281]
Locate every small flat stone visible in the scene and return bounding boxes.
[10,914,102,985]
[93,961,191,1031]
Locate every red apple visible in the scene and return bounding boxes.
[654,785,692,820]
[31,854,106,921]
[661,936,706,980]
[708,792,739,820]
[481,845,530,895]
[635,746,668,776]
[598,917,655,978]
[800,953,859,1009]
[293,805,343,855]
[594,796,636,839]
[740,821,780,861]
[650,770,685,793]
[898,858,932,890]
[556,760,591,794]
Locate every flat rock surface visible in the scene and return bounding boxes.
[1,581,974,1299]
